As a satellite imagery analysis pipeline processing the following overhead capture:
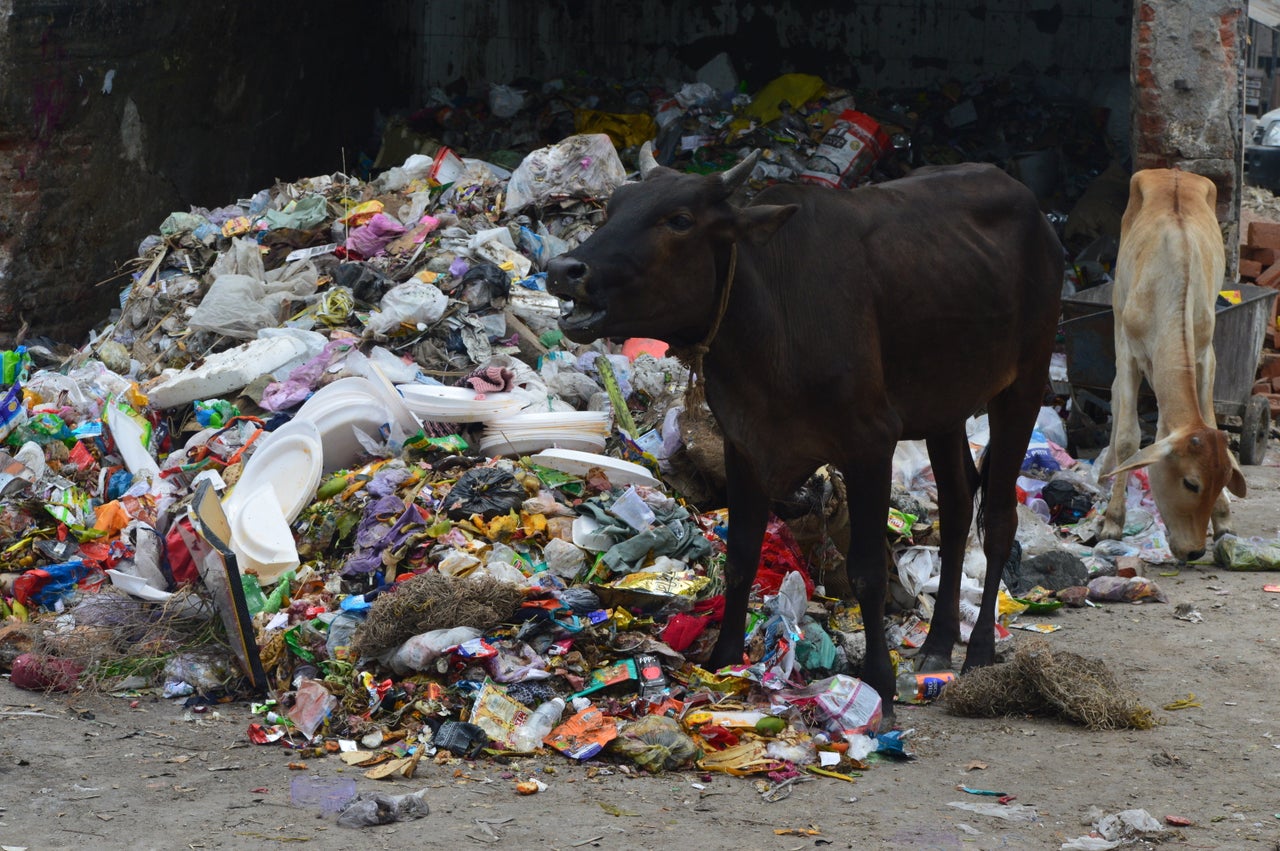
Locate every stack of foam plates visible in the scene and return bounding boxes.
[480,411,610,456]
[396,383,527,423]
[293,377,392,473]
[527,448,661,488]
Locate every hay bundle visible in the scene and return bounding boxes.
[352,572,526,659]
[940,637,1155,731]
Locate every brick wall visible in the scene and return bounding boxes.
[1132,0,1246,276]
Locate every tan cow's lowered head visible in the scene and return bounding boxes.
[1104,425,1246,560]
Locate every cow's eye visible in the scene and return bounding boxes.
[667,213,695,232]
[1182,478,1200,494]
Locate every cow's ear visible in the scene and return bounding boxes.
[1226,451,1247,497]
[1103,439,1170,478]
[736,204,799,245]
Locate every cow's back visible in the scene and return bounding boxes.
[732,163,1062,441]
[1115,169,1224,344]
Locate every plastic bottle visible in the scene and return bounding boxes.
[511,697,565,751]
[896,670,956,704]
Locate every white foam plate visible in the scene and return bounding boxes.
[230,485,300,585]
[367,362,423,433]
[486,411,610,428]
[233,432,323,524]
[480,434,607,456]
[294,379,391,473]
[527,448,661,488]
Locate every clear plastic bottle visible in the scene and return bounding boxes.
[896,670,956,704]
[511,697,565,751]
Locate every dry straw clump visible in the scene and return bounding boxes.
[352,572,527,659]
[940,636,1155,731]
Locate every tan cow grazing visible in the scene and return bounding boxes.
[1098,168,1246,561]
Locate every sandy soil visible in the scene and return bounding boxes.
[1,455,1277,851]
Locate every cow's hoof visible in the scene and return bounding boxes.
[1099,519,1123,541]
[705,646,743,671]
[877,711,898,734]
[961,647,997,674]
[914,652,954,674]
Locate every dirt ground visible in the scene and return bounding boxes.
[0,452,1277,851]
[5,195,1280,851]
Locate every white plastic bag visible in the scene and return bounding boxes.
[366,281,449,336]
[189,274,276,338]
[389,626,483,674]
[504,134,628,214]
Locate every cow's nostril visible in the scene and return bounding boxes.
[1186,548,1205,562]
[562,259,588,283]
[547,257,591,296]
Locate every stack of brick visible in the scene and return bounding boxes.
[1252,353,1280,417]
[1239,222,1280,352]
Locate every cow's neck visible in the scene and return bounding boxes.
[1145,323,1211,433]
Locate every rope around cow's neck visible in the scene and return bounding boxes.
[673,241,738,410]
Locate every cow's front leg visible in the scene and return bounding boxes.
[1211,491,1234,540]
[1101,351,1143,541]
[837,450,895,728]
[707,441,769,670]
[915,427,978,673]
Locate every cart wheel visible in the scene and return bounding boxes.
[1239,394,1271,466]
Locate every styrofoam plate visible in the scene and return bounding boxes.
[527,448,661,488]
[232,432,323,524]
[480,434,607,456]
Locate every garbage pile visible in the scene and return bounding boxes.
[0,66,1203,789]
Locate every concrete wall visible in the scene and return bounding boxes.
[0,0,391,344]
[408,0,1130,96]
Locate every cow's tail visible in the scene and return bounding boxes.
[969,447,986,542]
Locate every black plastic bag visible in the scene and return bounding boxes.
[456,262,511,312]
[334,262,397,305]
[442,467,526,520]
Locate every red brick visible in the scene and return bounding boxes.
[1261,353,1280,380]
[1249,222,1280,250]
[1243,246,1280,265]
[1240,259,1263,280]
[1254,379,1273,395]
[1256,263,1280,290]
[1267,393,1280,419]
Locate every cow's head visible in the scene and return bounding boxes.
[547,143,798,345]
[1104,426,1247,560]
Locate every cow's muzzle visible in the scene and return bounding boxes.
[547,256,589,300]
[547,256,605,338]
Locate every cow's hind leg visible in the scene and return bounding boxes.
[836,450,896,725]
[707,441,769,670]
[965,387,1041,671]
[1100,348,1143,541]
[915,428,980,673]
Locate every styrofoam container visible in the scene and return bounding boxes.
[146,335,313,410]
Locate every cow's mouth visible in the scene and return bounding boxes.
[558,299,606,336]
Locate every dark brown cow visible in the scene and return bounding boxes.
[547,147,1063,720]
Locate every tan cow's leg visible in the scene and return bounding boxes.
[1198,345,1234,539]
[1101,347,1143,541]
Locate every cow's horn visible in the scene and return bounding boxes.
[638,141,660,179]
[719,149,761,190]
